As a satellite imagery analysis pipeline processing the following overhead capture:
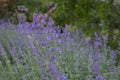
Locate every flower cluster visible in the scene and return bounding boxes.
[0,10,120,80]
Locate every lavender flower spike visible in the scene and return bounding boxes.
[48,62,57,78]
[57,74,66,80]
[95,75,103,80]
[93,61,99,75]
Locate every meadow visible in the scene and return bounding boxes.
[0,12,120,80]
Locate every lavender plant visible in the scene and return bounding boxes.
[0,12,120,80]
[0,27,42,80]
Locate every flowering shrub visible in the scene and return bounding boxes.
[0,12,120,80]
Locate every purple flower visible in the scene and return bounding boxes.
[17,13,22,23]
[110,66,116,72]
[58,39,63,43]
[94,41,101,48]
[50,54,56,61]
[64,24,69,32]
[40,71,45,80]
[25,28,31,34]
[85,37,91,45]
[17,13,25,24]
[94,32,101,48]
[32,48,39,55]
[31,23,36,28]
[110,50,116,60]
[38,58,43,67]
[57,74,66,80]
[47,17,54,27]
[32,13,38,23]
[94,32,100,41]
[58,56,62,62]
[59,50,63,54]
[17,23,23,28]
[0,43,3,53]
[47,36,52,41]
[49,47,54,51]
[9,47,15,57]
[56,47,61,51]
[118,41,120,47]
[109,50,116,72]
[109,59,116,65]
[55,34,59,38]
[94,51,99,60]
[95,75,103,80]
[48,62,57,77]
[109,51,116,65]
[92,61,99,75]
[38,41,48,46]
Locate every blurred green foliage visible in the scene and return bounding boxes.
[53,0,120,33]
[0,0,51,19]
[20,0,51,13]
[20,0,51,22]
[0,0,17,18]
